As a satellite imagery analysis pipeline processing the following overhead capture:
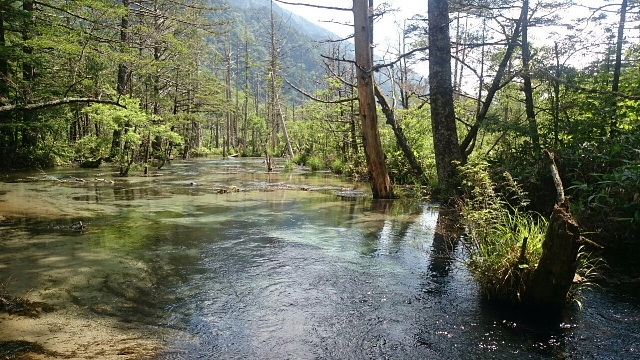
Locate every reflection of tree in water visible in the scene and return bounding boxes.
[429,211,460,278]
[358,200,421,255]
[418,211,462,299]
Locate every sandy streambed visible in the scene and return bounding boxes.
[0,224,176,359]
[0,180,178,359]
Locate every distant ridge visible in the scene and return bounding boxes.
[208,0,350,102]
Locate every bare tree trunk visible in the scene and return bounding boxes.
[0,9,12,146]
[225,39,232,157]
[521,0,540,153]
[374,83,424,179]
[242,30,250,155]
[428,0,461,187]
[20,0,38,148]
[553,42,561,146]
[0,10,8,106]
[610,0,628,135]
[353,0,393,199]
[110,0,129,159]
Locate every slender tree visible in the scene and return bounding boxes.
[521,0,541,152]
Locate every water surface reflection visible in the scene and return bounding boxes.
[0,158,638,359]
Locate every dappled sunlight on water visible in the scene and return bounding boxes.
[0,158,639,359]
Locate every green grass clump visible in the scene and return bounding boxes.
[460,161,601,305]
[460,162,546,303]
[465,209,547,303]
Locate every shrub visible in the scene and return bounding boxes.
[307,156,324,171]
[189,147,218,158]
[460,161,601,305]
[283,161,296,172]
[330,159,346,174]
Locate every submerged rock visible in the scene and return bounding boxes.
[69,221,86,231]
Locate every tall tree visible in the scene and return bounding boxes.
[610,0,629,134]
[353,0,393,198]
[110,0,130,160]
[428,0,461,187]
[521,0,541,152]
[268,0,294,159]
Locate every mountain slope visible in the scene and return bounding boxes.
[209,0,346,101]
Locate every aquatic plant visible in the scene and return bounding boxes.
[283,161,296,172]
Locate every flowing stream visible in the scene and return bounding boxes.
[0,158,638,359]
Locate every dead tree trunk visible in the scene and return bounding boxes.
[526,150,581,308]
[374,83,425,179]
[353,0,393,199]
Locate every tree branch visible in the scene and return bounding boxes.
[0,98,125,114]
[371,46,429,72]
[273,1,351,12]
[537,69,640,101]
[284,78,357,104]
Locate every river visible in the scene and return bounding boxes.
[0,158,638,359]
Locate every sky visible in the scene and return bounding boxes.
[277,0,428,47]
[277,0,617,69]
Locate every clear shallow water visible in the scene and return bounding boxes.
[0,158,638,359]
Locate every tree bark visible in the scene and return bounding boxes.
[521,0,540,152]
[428,0,461,187]
[527,199,581,308]
[353,0,393,199]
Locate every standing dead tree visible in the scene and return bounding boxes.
[526,150,584,308]
[276,0,394,198]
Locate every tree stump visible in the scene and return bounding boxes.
[525,150,582,308]
[526,199,581,308]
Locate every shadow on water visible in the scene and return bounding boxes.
[0,158,638,359]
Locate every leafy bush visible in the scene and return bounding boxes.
[330,158,346,174]
[74,136,111,160]
[189,147,220,158]
[307,156,324,171]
